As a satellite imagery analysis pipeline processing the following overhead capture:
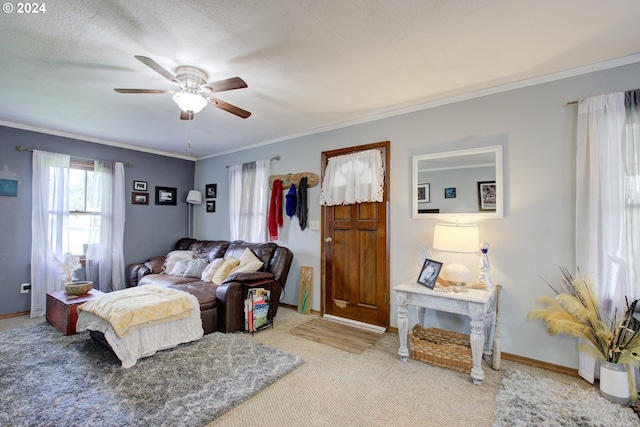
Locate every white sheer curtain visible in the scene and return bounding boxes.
[229,159,270,242]
[575,90,640,382]
[30,150,70,317]
[319,149,384,206]
[86,160,126,292]
[576,92,630,310]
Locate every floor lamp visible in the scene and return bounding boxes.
[186,190,202,238]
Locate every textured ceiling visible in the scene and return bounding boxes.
[1,1,640,159]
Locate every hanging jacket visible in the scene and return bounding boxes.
[268,179,283,241]
[297,177,308,230]
[285,183,297,218]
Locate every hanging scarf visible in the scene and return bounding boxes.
[296,177,308,230]
[268,179,283,241]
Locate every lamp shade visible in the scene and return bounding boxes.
[432,224,479,254]
[186,190,202,205]
[173,89,208,113]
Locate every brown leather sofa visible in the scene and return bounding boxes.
[126,238,293,334]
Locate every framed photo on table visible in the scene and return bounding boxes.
[417,258,443,290]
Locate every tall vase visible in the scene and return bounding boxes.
[599,361,630,405]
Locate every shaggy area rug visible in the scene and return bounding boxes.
[494,369,638,426]
[0,323,303,427]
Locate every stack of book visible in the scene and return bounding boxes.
[244,288,271,332]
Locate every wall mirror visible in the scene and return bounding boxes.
[412,145,503,219]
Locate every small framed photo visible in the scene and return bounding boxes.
[417,258,443,290]
[155,186,177,205]
[205,183,217,199]
[133,180,147,191]
[132,192,149,205]
[206,200,216,213]
[417,183,430,203]
[478,181,497,211]
[444,187,456,199]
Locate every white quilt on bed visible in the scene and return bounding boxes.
[76,289,204,368]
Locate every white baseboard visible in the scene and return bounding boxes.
[322,314,386,334]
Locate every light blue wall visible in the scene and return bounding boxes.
[194,62,640,368]
[0,127,195,315]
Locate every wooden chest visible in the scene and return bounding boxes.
[46,289,104,335]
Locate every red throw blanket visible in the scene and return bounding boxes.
[268,179,283,241]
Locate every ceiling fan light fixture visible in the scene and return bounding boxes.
[173,88,207,113]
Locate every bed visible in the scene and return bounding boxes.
[76,285,204,368]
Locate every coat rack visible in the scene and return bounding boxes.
[269,172,319,189]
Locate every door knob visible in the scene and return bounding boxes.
[324,237,333,243]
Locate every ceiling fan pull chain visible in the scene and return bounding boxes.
[187,117,192,157]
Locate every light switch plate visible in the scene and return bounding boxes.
[309,220,320,230]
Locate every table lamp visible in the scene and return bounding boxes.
[432,223,479,285]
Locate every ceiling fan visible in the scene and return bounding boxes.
[114,55,251,120]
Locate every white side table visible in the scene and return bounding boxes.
[394,282,498,385]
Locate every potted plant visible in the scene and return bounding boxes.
[528,268,640,404]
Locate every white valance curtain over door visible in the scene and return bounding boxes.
[319,149,384,206]
[30,150,70,317]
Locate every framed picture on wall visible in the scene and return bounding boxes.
[155,186,177,205]
[133,180,147,191]
[444,187,456,199]
[417,183,430,203]
[478,181,497,211]
[417,258,443,290]
[0,179,18,197]
[206,200,216,212]
[132,192,149,205]
[206,183,217,199]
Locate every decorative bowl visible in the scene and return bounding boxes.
[64,281,93,296]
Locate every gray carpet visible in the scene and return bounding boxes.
[494,369,638,426]
[0,322,303,427]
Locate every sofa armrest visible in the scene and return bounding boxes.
[222,271,275,284]
[125,256,166,287]
[215,277,282,333]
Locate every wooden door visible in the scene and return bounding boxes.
[321,141,390,329]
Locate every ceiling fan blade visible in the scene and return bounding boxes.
[134,55,182,86]
[208,97,251,119]
[180,111,194,120]
[202,77,248,93]
[114,88,172,94]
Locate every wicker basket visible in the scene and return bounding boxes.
[408,324,472,373]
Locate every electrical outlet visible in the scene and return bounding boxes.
[20,283,30,294]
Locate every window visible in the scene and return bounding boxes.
[68,160,100,256]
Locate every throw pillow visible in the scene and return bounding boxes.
[168,258,208,278]
[163,250,196,273]
[230,259,264,274]
[238,247,264,270]
[182,258,208,278]
[211,258,240,285]
[168,259,190,276]
[201,258,224,282]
